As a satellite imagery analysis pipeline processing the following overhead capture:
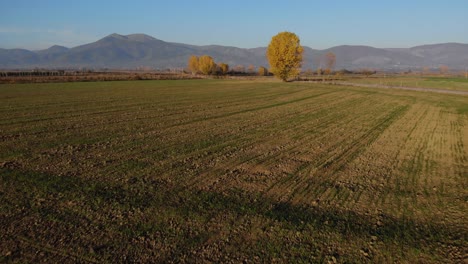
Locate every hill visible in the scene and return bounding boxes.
[1,33,467,70]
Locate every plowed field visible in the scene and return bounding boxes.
[1,80,467,263]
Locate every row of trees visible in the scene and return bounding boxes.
[187,32,338,81]
[188,55,224,75]
[188,32,461,82]
[187,55,270,76]
[188,32,338,81]
[266,32,460,81]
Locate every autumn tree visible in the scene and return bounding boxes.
[316,68,323,76]
[198,55,217,75]
[324,52,336,73]
[304,68,314,77]
[266,31,304,81]
[218,63,229,75]
[422,66,430,75]
[247,64,255,74]
[258,66,268,76]
[439,65,449,76]
[233,65,245,73]
[188,55,199,75]
[361,68,376,77]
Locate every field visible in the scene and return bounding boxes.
[1,79,467,263]
[343,75,468,92]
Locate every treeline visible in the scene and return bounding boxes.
[0,70,69,77]
[0,71,200,84]
[303,68,377,77]
[187,55,270,76]
[186,54,376,78]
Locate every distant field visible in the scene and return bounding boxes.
[1,80,467,262]
[344,75,468,92]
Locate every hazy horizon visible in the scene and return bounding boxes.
[1,0,467,50]
[2,32,468,52]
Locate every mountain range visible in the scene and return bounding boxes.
[1,33,467,70]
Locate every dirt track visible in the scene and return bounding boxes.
[332,81,468,95]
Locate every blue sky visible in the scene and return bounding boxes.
[1,0,467,50]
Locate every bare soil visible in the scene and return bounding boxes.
[1,80,466,263]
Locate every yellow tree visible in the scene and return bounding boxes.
[188,55,199,75]
[219,63,229,75]
[198,55,216,75]
[266,31,304,81]
[258,66,268,76]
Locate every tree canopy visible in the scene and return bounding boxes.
[266,32,304,81]
[258,66,268,76]
[324,52,336,72]
[218,63,229,75]
[188,55,199,75]
[198,55,217,75]
[187,55,231,76]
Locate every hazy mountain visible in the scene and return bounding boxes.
[321,45,427,69]
[36,45,69,54]
[405,43,468,67]
[0,48,39,67]
[1,33,467,70]
[35,45,69,62]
